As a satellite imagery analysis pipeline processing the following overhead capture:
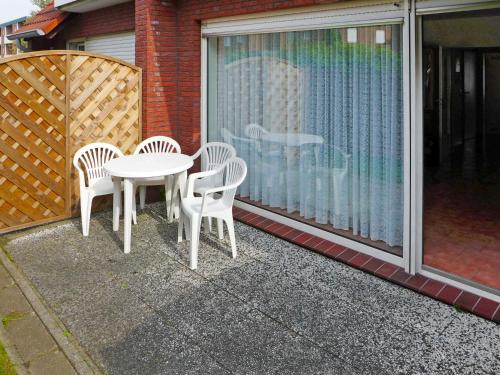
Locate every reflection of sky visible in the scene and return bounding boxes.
[222,28,402,68]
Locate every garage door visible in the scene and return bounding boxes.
[85,31,135,64]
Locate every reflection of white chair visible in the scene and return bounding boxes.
[222,127,286,204]
[178,157,247,270]
[133,136,181,212]
[73,143,134,236]
[313,145,351,222]
[244,123,268,139]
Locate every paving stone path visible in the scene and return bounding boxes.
[0,261,78,374]
[2,203,499,374]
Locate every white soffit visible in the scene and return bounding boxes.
[202,1,404,36]
[416,0,500,14]
[55,0,132,13]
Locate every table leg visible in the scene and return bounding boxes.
[168,173,178,223]
[112,177,121,232]
[178,170,188,199]
[164,175,172,218]
[123,178,133,254]
[168,171,187,222]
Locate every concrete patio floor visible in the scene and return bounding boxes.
[2,202,499,374]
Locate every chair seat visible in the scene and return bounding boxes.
[89,177,122,195]
[181,196,228,217]
[193,176,218,195]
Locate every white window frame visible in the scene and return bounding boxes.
[201,1,410,268]
[67,38,86,51]
[411,0,500,302]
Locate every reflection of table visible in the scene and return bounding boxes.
[104,153,193,254]
[261,132,324,162]
[261,133,324,146]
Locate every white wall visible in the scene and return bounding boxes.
[85,31,135,64]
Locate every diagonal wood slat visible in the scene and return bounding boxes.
[0,51,141,233]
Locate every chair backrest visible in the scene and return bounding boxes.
[193,141,236,172]
[73,143,123,186]
[244,123,268,139]
[221,128,258,153]
[133,136,181,155]
[220,157,247,207]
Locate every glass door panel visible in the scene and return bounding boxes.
[422,9,500,292]
[207,25,404,255]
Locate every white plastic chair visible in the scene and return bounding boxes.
[133,136,181,212]
[244,123,268,139]
[178,157,247,269]
[190,142,237,194]
[73,143,134,236]
[187,142,236,233]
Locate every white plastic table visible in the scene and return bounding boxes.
[260,133,324,147]
[104,153,193,254]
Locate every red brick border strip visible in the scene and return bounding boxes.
[233,207,500,324]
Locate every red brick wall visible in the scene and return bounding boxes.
[134,0,347,154]
[135,0,178,140]
[57,2,135,41]
[31,2,135,51]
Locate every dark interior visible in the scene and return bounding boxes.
[422,9,500,292]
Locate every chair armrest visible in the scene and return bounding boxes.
[185,169,221,197]
[190,148,203,162]
[202,182,239,197]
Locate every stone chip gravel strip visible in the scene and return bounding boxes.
[2,203,500,375]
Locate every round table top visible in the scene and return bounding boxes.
[104,153,193,179]
[261,133,324,146]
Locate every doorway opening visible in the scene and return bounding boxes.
[422,9,500,293]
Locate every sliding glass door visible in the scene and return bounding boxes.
[207,24,405,255]
[420,8,500,294]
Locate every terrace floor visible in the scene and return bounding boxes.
[2,203,499,374]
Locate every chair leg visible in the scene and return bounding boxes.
[132,186,137,225]
[79,194,88,236]
[189,216,201,270]
[177,210,184,243]
[204,217,212,233]
[225,215,237,259]
[217,218,224,240]
[139,186,146,209]
[83,195,93,237]
[112,179,121,232]
[185,214,191,240]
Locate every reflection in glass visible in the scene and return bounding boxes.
[208,25,404,252]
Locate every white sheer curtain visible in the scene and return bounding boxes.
[208,25,404,248]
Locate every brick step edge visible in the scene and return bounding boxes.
[233,207,500,324]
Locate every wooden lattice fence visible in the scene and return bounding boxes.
[0,51,141,233]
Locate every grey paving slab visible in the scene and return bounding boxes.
[0,283,32,317]
[28,349,77,375]
[0,263,12,288]
[3,203,499,375]
[4,313,58,363]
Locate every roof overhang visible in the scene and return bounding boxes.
[7,5,70,41]
[54,0,132,13]
[7,29,45,40]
